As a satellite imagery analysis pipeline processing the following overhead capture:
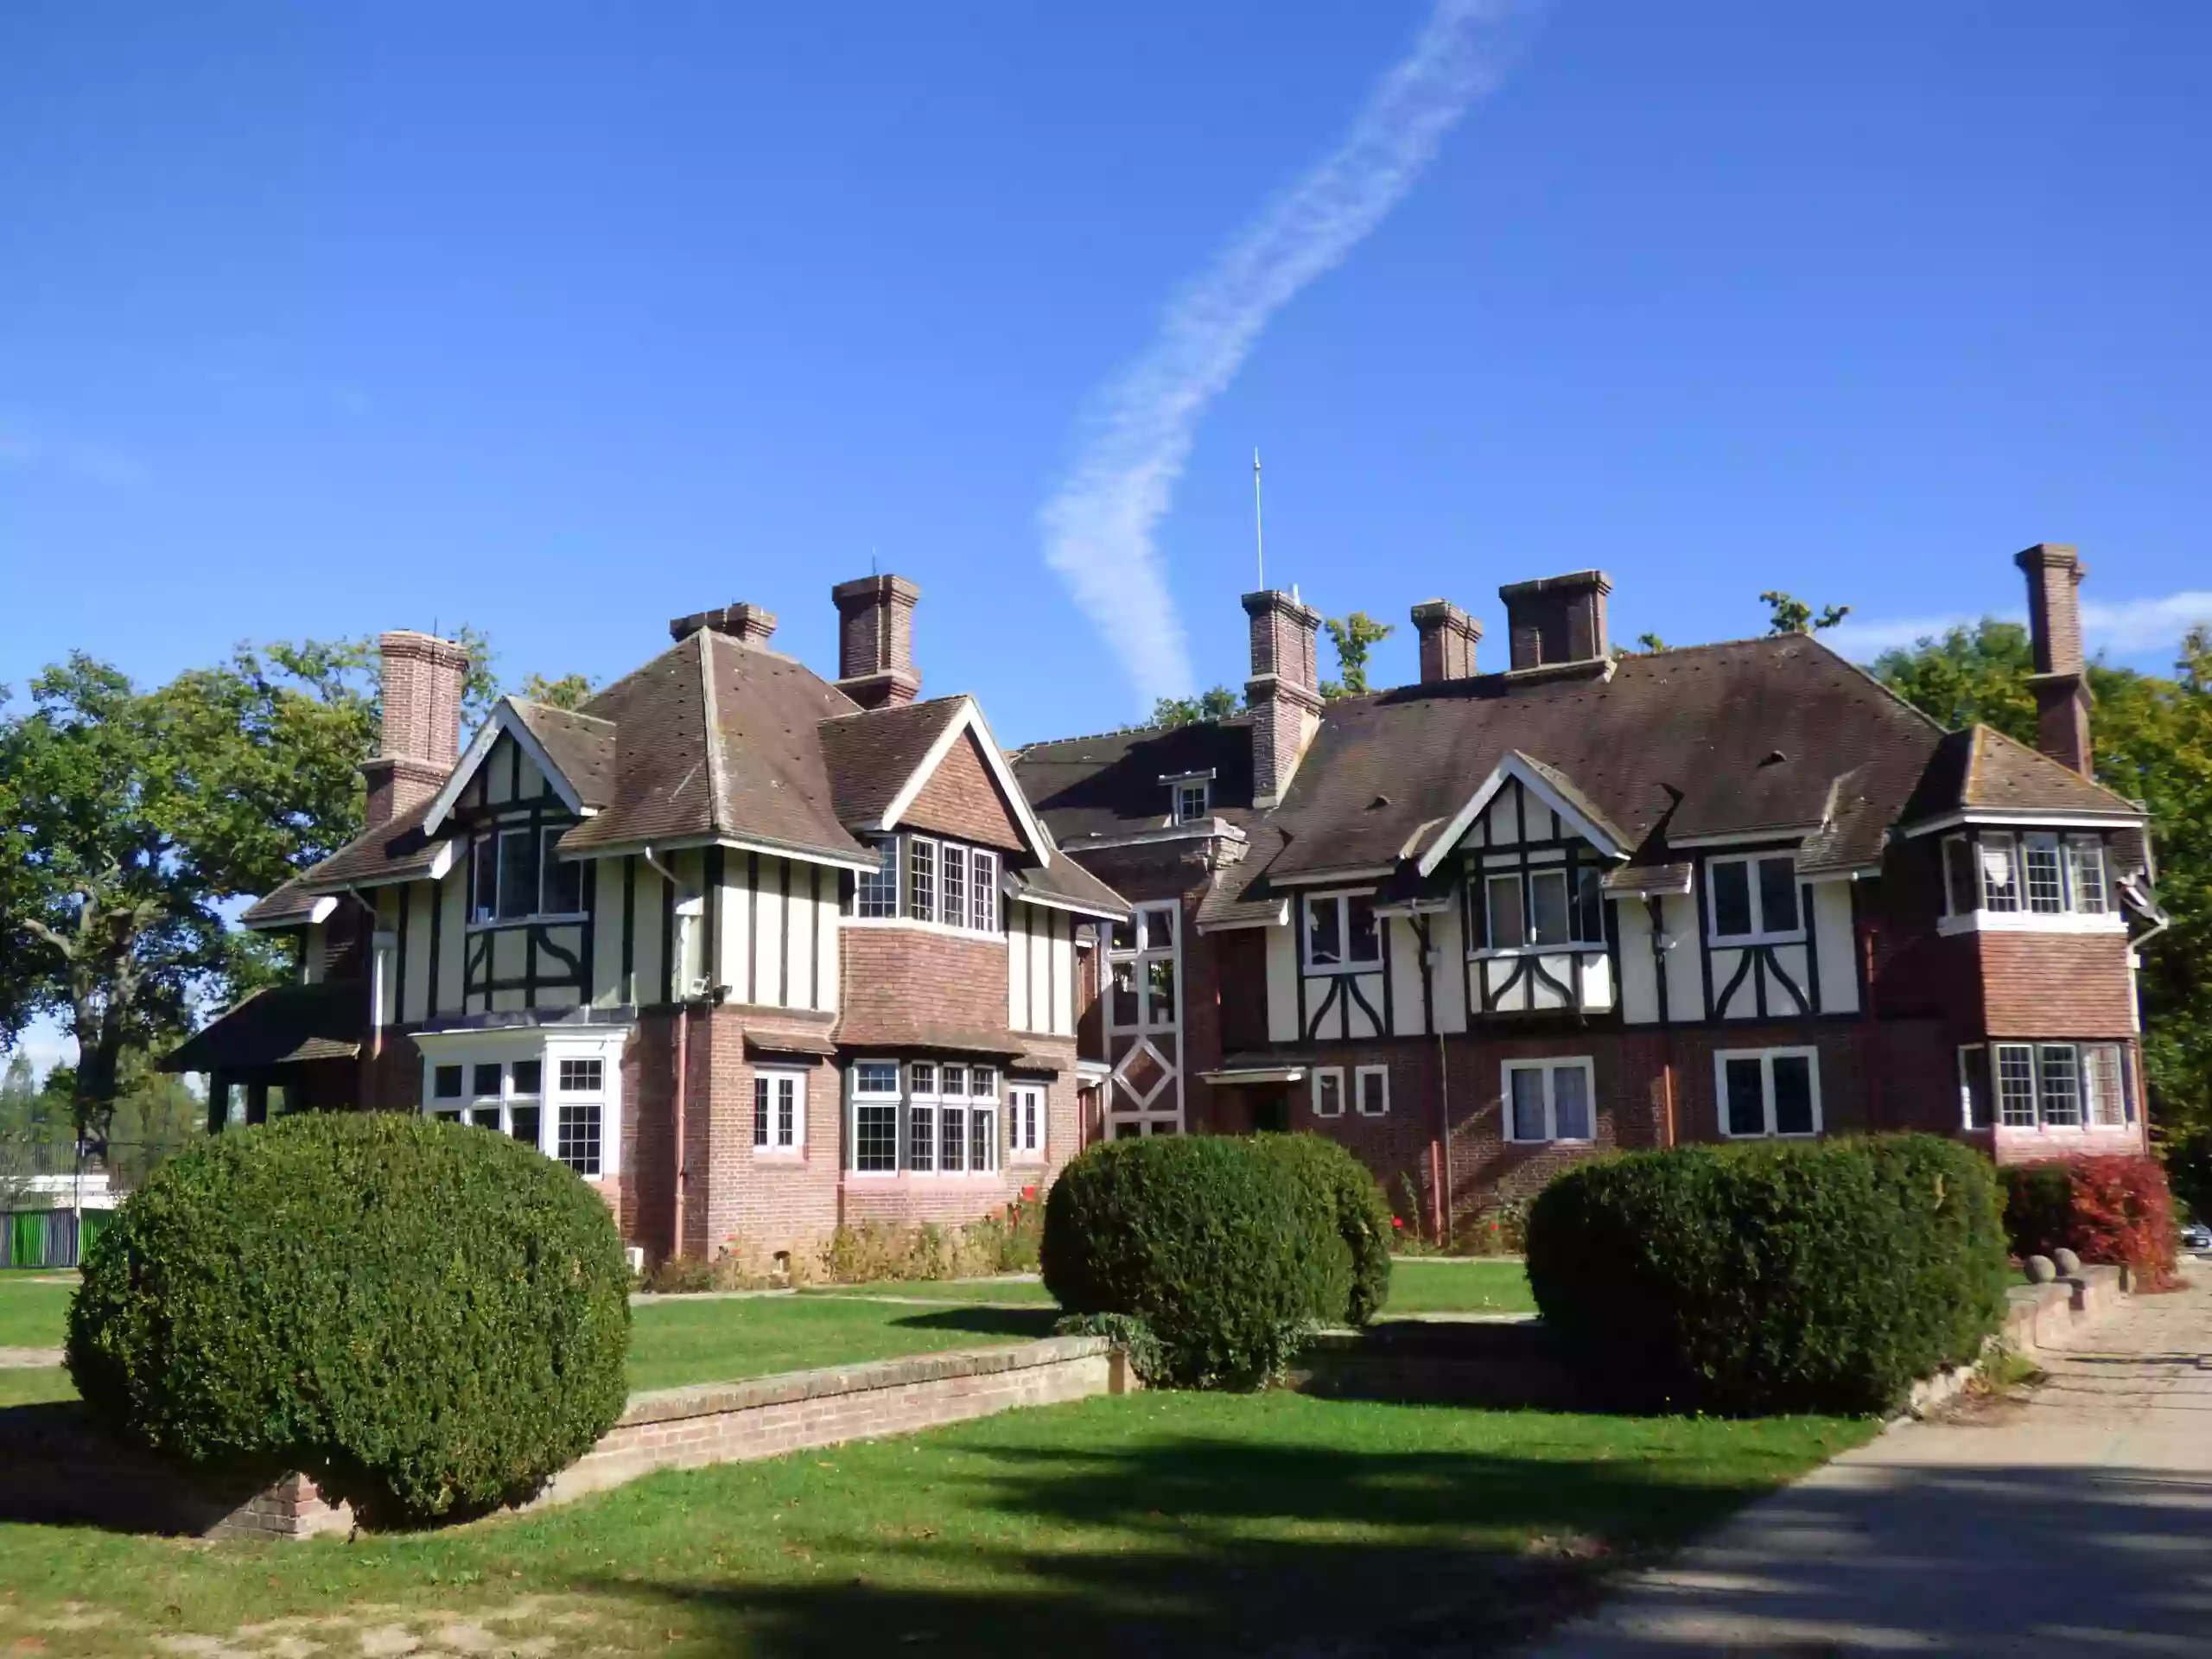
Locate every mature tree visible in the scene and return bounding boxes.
[1149,685,1244,728]
[0,634,499,1150]
[518,671,595,710]
[1875,620,2212,1137]
[1320,612,1395,699]
[1762,591,1852,634]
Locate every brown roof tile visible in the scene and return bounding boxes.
[510,700,619,809]
[818,699,969,826]
[1013,718,1256,844]
[161,982,367,1072]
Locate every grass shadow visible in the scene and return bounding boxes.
[888,1306,1062,1341]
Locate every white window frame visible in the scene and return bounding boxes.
[856,837,899,919]
[1311,1067,1345,1118]
[752,1067,807,1155]
[1979,833,2024,914]
[848,1057,1002,1176]
[1940,829,2125,934]
[1107,903,1179,1035]
[1957,1043,1991,1130]
[847,834,1005,938]
[417,1027,626,1181]
[1502,1058,1596,1144]
[1992,1040,2128,1132]
[906,836,938,924]
[467,821,588,930]
[2069,837,2110,915]
[1713,1046,1822,1139]
[1704,854,1805,946]
[1173,779,1211,824]
[1301,889,1382,975]
[848,1060,902,1175]
[1354,1065,1389,1117]
[1007,1083,1046,1160]
[2084,1043,2126,1128]
[970,849,1000,934]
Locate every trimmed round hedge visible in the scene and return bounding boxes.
[1250,1132,1394,1325]
[68,1111,632,1525]
[1526,1134,2009,1415]
[1043,1133,1370,1388]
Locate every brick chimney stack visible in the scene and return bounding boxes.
[1243,588,1324,808]
[1411,599,1481,683]
[2016,543,2094,777]
[831,575,922,709]
[1499,570,1611,671]
[364,630,469,827]
[669,602,778,647]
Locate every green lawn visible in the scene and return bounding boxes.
[0,1272,74,1348]
[0,1389,1872,1657]
[801,1277,1059,1305]
[1382,1258,1537,1315]
[626,1296,1053,1390]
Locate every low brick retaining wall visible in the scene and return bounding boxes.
[2003,1263,2130,1357]
[1288,1318,1589,1408]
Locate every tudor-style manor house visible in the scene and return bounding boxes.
[175,542,2164,1255]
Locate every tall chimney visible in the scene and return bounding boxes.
[2016,543,2093,777]
[831,575,921,709]
[669,602,778,647]
[1411,599,1481,683]
[364,630,469,827]
[1243,588,1323,808]
[1498,570,1611,671]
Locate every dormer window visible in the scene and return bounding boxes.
[847,833,1001,936]
[1173,780,1211,824]
[1706,854,1802,945]
[1302,891,1381,973]
[1942,830,2111,925]
[469,824,587,925]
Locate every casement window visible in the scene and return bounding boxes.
[848,834,1002,935]
[1173,779,1211,824]
[1008,1084,1046,1160]
[1108,903,1179,1033]
[1716,1046,1821,1138]
[1481,866,1605,951]
[752,1069,806,1154]
[424,1037,620,1176]
[1958,1045,1993,1130]
[1503,1058,1594,1144]
[1312,1067,1345,1118]
[1943,831,2115,922]
[1302,891,1381,973]
[1354,1065,1389,1117]
[850,1058,999,1175]
[468,823,585,925]
[1706,855,1802,944]
[856,838,899,918]
[1993,1041,2129,1131]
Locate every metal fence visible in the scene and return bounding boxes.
[0,1138,204,1268]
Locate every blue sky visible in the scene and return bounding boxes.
[3,3,2209,730]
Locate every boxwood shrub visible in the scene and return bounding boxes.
[1251,1133,1394,1325]
[1525,1134,2009,1415]
[68,1111,632,1526]
[1041,1135,1339,1387]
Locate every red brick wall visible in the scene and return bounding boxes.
[838,926,1009,1043]
[899,730,1027,853]
[1978,932,2137,1038]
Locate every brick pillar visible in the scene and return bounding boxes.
[1498,571,1611,670]
[1242,588,1323,808]
[831,575,922,709]
[2016,543,2094,777]
[1410,599,1481,683]
[361,631,469,827]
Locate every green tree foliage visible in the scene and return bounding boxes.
[0,635,499,1149]
[1320,611,1394,698]
[1149,685,1243,728]
[1761,590,1852,634]
[1875,621,2212,1135]
[518,671,595,710]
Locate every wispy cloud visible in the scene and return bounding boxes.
[1826,590,2212,662]
[0,424,149,490]
[1040,0,1529,708]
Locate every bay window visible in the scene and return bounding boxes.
[847,834,1002,935]
[848,1058,1001,1175]
[1992,1041,2129,1131]
[1942,830,2116,924]
[418,1030,624,1179]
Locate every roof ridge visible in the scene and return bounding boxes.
[1014,713,1251,753]
[510,696,616,729]
[818,693,971,725]
[699,631,733,836]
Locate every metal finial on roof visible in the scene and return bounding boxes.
[1252,448,1266,591]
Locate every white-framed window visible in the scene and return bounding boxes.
[1478,864,1605,951]
[1944,830,2119,926]
[1715,1046,1821,1138]
[1993,1041,2128,1131]
[1354,1065,1389,1117]
[1706,855,1802,944]
[1503,1058,1594,1143]
[468,821,589,925]
[942,844,969,933]
[1311,1067,1345,1118]
[856,838,899,918]
[752,1068,806,1154]
[1958,1044,1993,1130]
[969,849,1000,934]
[1302,890,1381,973]
[2022,833,2066,914]
[850,1060,901,1173]
[1173,779,1211,824]
[2069,838,2110,914]
[907,836,938,923]
[1008,1084,1046,1160]
[1980,833,2023,913]
[1108,903,1179,1033]
[418,1032,623,1178]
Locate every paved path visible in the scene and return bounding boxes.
[1528,1268,2212,1656]
[0,1347,61,1369]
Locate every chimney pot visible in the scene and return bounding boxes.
[669,602,778,646]
[2015,543,2094,776]
[831,574,922,709]
[1497,570,1611,671]
[363,629,469,827]
[1410,599,1481,683]
[1241,589,1325,807]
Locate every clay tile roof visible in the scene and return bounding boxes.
[161,982,366,1072]
[239,801,441,926]
[1902,725,2143,821]
[1008,843,1133,919]
[1013,718,1255,844]
[817,698,969,826]
[510,700,618,809]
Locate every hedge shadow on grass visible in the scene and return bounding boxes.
[885,1306,1063,1341]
